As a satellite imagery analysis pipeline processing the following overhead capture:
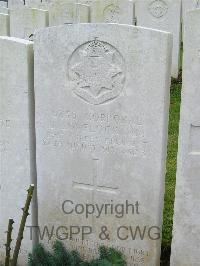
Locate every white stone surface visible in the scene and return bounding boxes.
[0,13,9,36]
[136,0,181,78]
[79,0,134,24]
[182,0,200,37]
[48,0,89,26]
[182,0,200,18]
[0,6,9,13]
[0,1,7,7]
[25,0,41,8]
[171,9,200,266]
[77,0,95,4]
[0,36,34,265]
[25,0,49,9]
[8,0,24,8]
[35,24,172,265]
[41,0,55,4]
[10,7,48,40]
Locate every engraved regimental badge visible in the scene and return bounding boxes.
[68,39,126,105]
[103,4,121,23]
[149,0,168,18]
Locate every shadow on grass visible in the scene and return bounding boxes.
[161,77,182,264]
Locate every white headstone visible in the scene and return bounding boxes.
[25,0,41,8]
[0,1,7,7]
[182,0,200,37]
[76,0,94,4]
[25,0,49,9]
[136,0,181,79]
[48,1,89,26]
[34,24,172,265]
[0,36,34,265]
[171,9,200,266]
[0,6,9,13]
[0,13,9,36]
[10,7,48,40]
[8,0,24,8]
[41,0,54,3]
[79,0,134,24]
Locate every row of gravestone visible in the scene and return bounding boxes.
[0,7,200,266]
[1,0,200,79]
[0,0,183,79]
[0,6,200,266]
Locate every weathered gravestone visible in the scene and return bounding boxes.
[136,0,181,79]
[48,0,89,26]
[182,0,200,16]
[25,0,42,8]
[34,24,172,265]
[0,36,34,265]
[77,0,94,4]
[41,0,55,3]
[0,6,9,13]
[171,9,200,266]
[8,0,24,8]
[78,0,134,24]
[0,1,7,7]
[182,0,200,38]
[10,7,48,40]
[0,13,9,36]
[25,0,50,10]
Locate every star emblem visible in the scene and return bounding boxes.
[69,40,126,105]
[71,48,123,97]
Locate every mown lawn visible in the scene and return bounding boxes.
[162,82,182,249]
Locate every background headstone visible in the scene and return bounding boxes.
[0,6,9,13]
[10,7,49,40]
[77,0,94,4]
[136,0,181,78]
[0,0,7,7]
[48,1,89,26]
[0,36,34,265]
[34,24,172,265]
[25,0,49,10]
[182,0,200,38]
[182,0,200,18]
[171,9,200,266]
[0,13,10,36]
[79,0,134,24]
[25,0,42,8]
[40,0,55,4]
[8,0,24,8]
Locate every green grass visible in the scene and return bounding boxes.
[28,242,126,266]
[162,82,182,248]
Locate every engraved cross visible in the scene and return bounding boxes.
[73,158,119,195]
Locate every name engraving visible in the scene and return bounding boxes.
[42,111,149,158]
[0,119,11,128]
